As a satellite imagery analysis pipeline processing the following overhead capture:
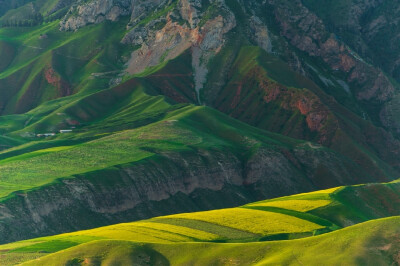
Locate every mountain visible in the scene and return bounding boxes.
[0,0,400,262]
[1,0,399,176]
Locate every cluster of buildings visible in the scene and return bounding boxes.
[36,129,73,138]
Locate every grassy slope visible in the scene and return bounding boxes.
[1,183,400,265]
[0,17,131,115]
[249,181,400,228]
[0,74,311,200]
[23,217,400,266]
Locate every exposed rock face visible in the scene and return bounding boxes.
[129,0,169,26]
[122,26,149,46]
[192,12,236,103]
[179,0,201,29]
[45,67,72,97]
[124,0,236,103]
[249,16,272,53]
[267,0,395,105]
[125,18,198,74]
[60,0,131,31]
[262,80,336,140]
[0,145,373,244]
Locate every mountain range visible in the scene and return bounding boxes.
[0,0,400,265]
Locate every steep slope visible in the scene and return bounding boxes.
[303,0,400,82]
[205,45,400,178]
[0,0,399,179]
[0,16,131,115]
[89,0,400,178]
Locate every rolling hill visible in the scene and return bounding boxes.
[1,182,400,265]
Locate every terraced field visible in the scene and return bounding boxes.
[1,182,400,265]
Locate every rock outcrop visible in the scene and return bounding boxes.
[45,67,72,97]
[123,0,236,103]
[266,0,395,106]
[60,0,132,31]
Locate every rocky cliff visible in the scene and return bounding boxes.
[60,0,131,30]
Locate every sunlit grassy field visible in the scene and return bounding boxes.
[164,208,324,235]
[1,182,400,265]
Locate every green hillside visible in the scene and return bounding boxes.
[16,217,400,265]
[1,183,400,265]
[0,17,131,115]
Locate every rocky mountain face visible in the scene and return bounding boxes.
[80,0,400,175]
[1,0,400,243]
[60,0,131,30]
[56,0,400,126]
